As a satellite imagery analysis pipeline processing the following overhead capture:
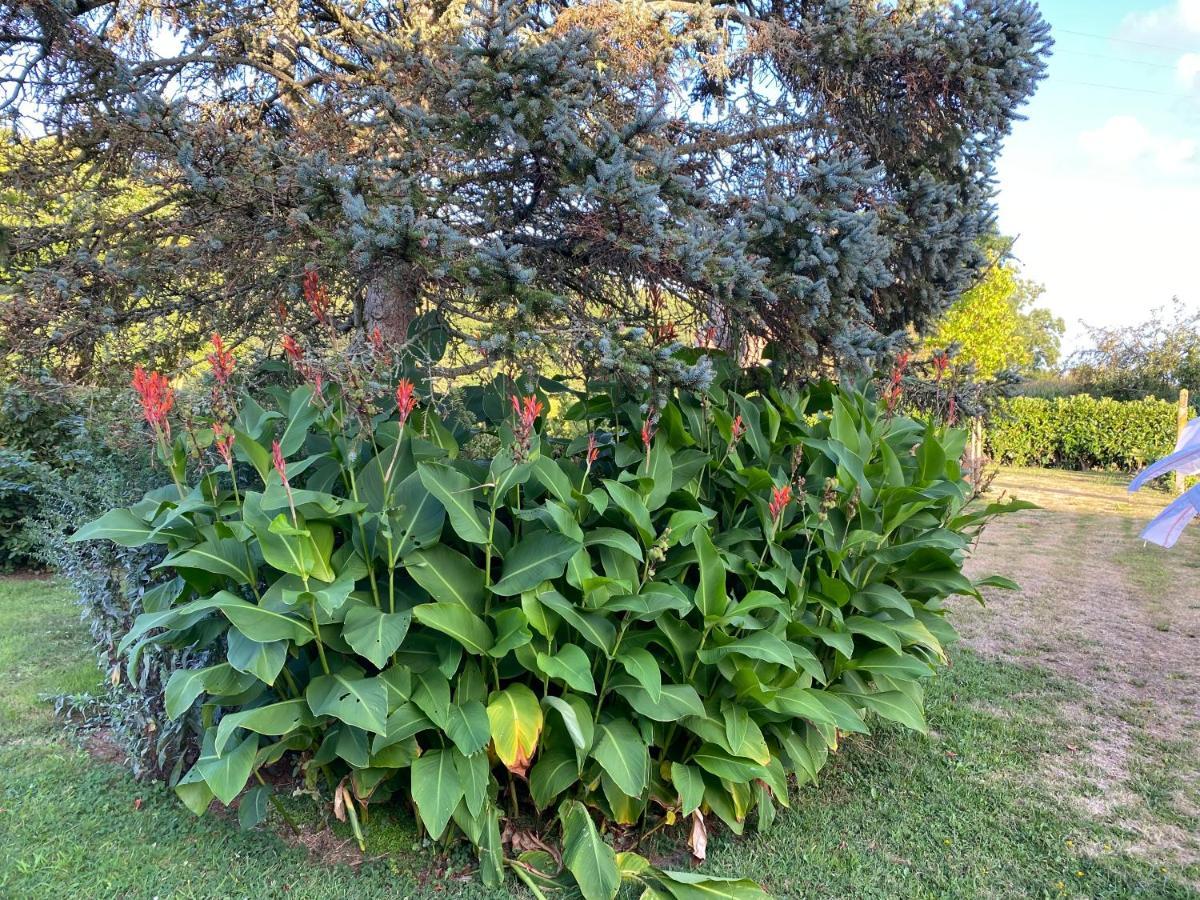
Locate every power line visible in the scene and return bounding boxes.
[1055,78,1185,98]
[1055,48,1179,71]
[1055,27,1200,56]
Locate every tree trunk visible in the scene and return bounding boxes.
[362,268,417,344]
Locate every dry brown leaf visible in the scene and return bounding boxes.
[688,810,707,862]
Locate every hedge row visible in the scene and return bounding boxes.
[987,395,1190,472]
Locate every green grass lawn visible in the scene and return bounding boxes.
[2,468,1198,897]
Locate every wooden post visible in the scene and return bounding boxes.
[1179,388,1190,496]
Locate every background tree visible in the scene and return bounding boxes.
[1068,299,1200,401]
[0,0,1050,386]
[926,235,1063,378]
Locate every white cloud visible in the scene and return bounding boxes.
[996,166,1200,353]
[1178,52,1200,89]
[1077,115,1198,176]
[1120,0,1200,45]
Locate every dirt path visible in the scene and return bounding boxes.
[958,467,1200,871]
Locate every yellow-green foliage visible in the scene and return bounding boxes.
[927,241,1062,378]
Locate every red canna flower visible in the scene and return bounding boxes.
[207,332,235,385]
[395,378,417,425]
[303,270,331,325]
[282,334,302,363]
[641,409,657,450]
[586,432,600,466]
[131,366,175,438]
[510,394,544,460]
[768,484,792,522]
[730,414,746,446]
[511,394,544,432]
[213,423,236,468]
[272,439,299,522]
[652,321,677,345]
[932,351,950,382]
[272,440,288,483]
[369,327,386,354]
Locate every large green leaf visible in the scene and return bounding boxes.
[657,870,772,900]
[583,527,643,562]
[847,689,927,734]
[382,469,445,561]
[277,385,319,456]
[670,762,705,815]
[537,644,596,694]
[209,592,314,644]
[536,589,616,655]
[306,671,389,734]
[602,480,654,544]
[70,508,157,547]
[591,719,647,797]
[255,515,335,581]
[417,462,488,544]
[489,531,581,596]
[486,683,543,774]
[560,799,620,900]
[196,730,257,806]
[227,631,288,685]
[848,648,933,680]
[412,602,493,655]
[445,700,491,755]
[611,681,704,722]
[691,744,767,784]
[406,545,486,613]
[697,632,794,669]
[343,605,411,668]
[161,537,258,584]
[644,440,675,512]
[410,749,463,840]
[543,694,593,753]
[215,698,315,754]
[693,526,727,619]
[164,664,255,719]
[453,746,491,817]
[529,750,580,809]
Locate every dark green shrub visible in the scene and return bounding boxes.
[0,450,50,570]
[75,350,1024,897]
[988,395,1192,472]
[0,378,195,775]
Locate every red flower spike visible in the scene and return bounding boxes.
[271,440,288,484]
[282,335,302,363]
[131,366,175,437]
[586,433,599,466]
[932,352,950,382]
[510,394,544,459]
[641,412,657,450]
[730,414,746,445]
[769,484,792,522]
[207,333,235,385]
[303,270,331,325]
[396,378,417,426]
[213,423,236,468]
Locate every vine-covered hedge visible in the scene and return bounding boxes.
[988,395,1190,472]
[74,335,1024,898]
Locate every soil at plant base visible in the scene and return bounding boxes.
[957,467,1200,876]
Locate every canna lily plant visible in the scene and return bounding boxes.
[74,325,1026,898]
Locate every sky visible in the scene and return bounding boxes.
[996,0,1200,353]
